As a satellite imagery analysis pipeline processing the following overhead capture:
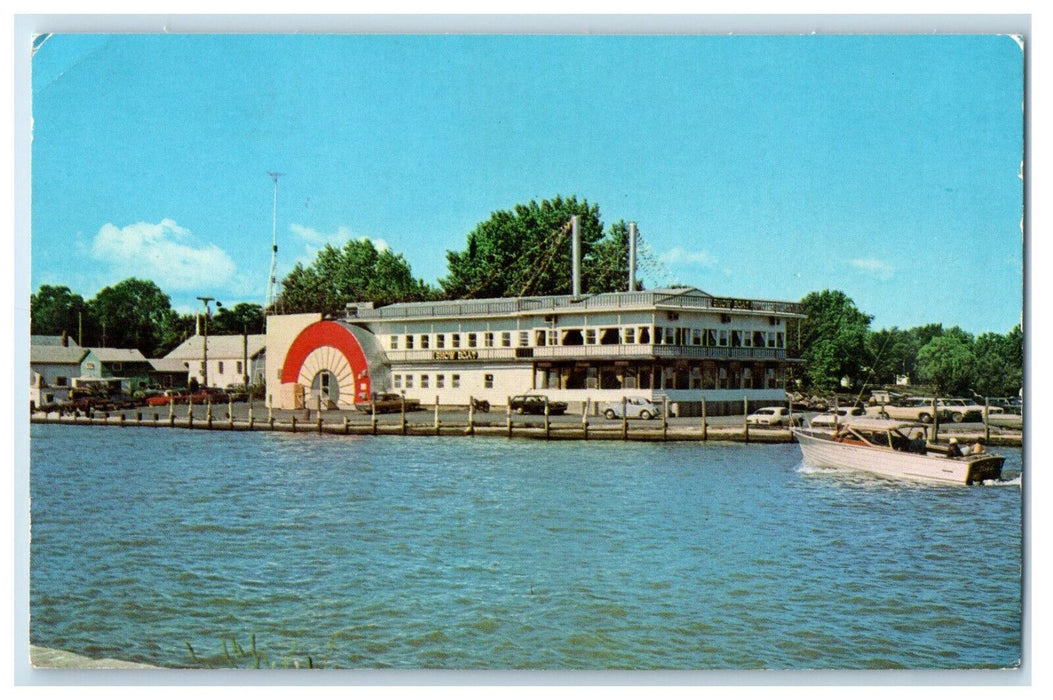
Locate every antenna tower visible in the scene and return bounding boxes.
[265,171,284,312]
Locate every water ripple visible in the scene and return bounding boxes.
[29,425,1022,670]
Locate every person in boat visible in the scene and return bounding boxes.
[970,438,987,455]
[946,437,962,458]
[909,431,927,454]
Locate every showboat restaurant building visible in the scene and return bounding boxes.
[265,287,803,417]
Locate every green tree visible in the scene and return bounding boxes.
[30,285,91,341]
[972,324,1023,397]
[866,327,921,385]
[798,290,873,391]
[88,278,178,356]
[212,302,266,335]
[584,220,642,293]
[441,196,605,299]
[916,330,976,396]
[276,238,433,315]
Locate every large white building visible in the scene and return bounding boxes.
[265,287,803,415]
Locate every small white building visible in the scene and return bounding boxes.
[163,333,267,389]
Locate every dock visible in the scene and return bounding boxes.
[28,402,1024,447]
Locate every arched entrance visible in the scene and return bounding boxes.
[280,321,373,408]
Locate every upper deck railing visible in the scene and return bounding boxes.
[345,290,802,322]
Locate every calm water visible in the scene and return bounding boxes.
[29,423,1022,670]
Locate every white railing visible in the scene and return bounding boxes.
[347,290,803,322]
[385,344,787,363]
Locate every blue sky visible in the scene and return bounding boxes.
[29,32,1024,335]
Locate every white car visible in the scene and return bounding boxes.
[810,406,865,429]
[746,406,797,427]
[602,397,660,420]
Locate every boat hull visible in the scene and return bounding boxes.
[794,429,1004,485]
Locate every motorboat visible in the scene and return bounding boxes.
[792,418,1004,485]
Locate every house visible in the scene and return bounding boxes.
[81,347,154,393]
[29,344,93,408]
[162,333,266,389]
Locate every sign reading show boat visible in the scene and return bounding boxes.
[431,350,479,361]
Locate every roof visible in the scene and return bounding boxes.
[149,357,190,373]
[164,334,267,360]
[30,346,89,365]
[84,347,150,363]
[30,335,80,347]
[344,288,802,323]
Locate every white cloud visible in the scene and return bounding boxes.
[288,223,390,266]
[849,258,895,281]
[91,219,238,291]
[660,246,719,268]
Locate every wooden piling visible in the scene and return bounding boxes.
[621,396,628,440]
[662,396,669,441]
[701,393,708,441]
[743,395,749,443]
[544,397,551,440]
[984,396,991,443]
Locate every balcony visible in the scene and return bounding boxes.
[383,344,787,364]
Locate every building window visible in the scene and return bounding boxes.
[600,328,619,345]
[776,332,784,348]
[518,331,529,347]
[535,330,546,346]
[501,331,511,347]
[467,333,477,348]
[692,329,702,346]
[638,326,651,344]
[390,336,399,350]
[421,374,429,389]
[405,375,414,389]
[55,376,68,386]
[236,361,243,375]
[484,374,494,389]
[624,327,635,344]
[217,360,225,373]
[665,327,676,345]
[452,333,461,348]
[406,335,414,350]
[436,334,445,349]
[484,332,494,348]
[654,326,664,345]
[452,374,460,389]
[753,331,766,348]
[436,374,445,389]
[393,375,402,389]
[731,331,742,347]
[547,330,559,346]
[584,328,597,344]
[706,329,717,346]
[718,330,729,347]
[421,334,430,349]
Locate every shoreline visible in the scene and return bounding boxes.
[28,406,1024,447]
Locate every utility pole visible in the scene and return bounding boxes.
[197,296,214,388]
[265,171,284,313]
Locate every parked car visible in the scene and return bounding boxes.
[187,387,230,404]
[146,390,189,407]
[355,393,422,413]
[509,394,568,415]
[746,406,797,427]
[601,397,660,420]
[809,406,866,429]
[867,398,940,423]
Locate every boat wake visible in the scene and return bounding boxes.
[987,474,1022,488]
